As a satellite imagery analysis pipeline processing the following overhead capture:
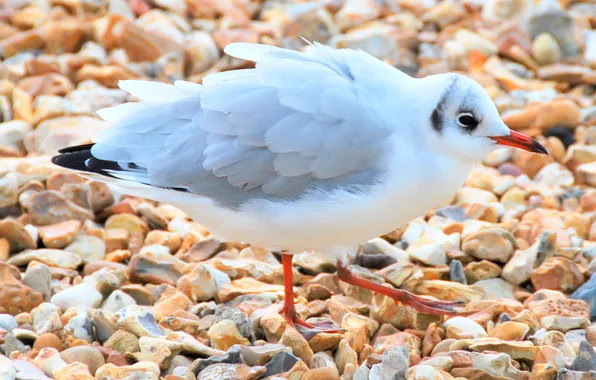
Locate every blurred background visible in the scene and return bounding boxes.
[0,0,594,159]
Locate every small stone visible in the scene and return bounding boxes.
[145,230,181,253]
[362,238,410,263]
[570,341,596,372]
[0,219,36,253]
[128,254,184,286]
[33,347,69,377]
[475,278,516,300]
[304,367,340,380]
[2,332,30,356]
[239,344,290,366]
[405,364,442,379]
[464,260,501,283]
[449,260,467,284]
[65,312,94,342]
[54,362,94,380]
[211,306,252,340]
[33,332,63,352]
[462,227,516,263]
[531,257,583,293]
[104,329,141,354]
[218,278,284,303]
[369,346,409,380]
[64,235,106,265]
[262,351,301,378]
[444,317,487,339]
[100,290,137,313]
[51,282,102,309]
[532,33,562,65]
[376,263,415,288]
[503,100,580,131]
[210,257,280,283]
[335,338,358,375]
[26,191,94,225]
[208,320,250,351]
[116,306,165,338]
[0,314,18,332]
[12,360,49,379]
[468,352,530,379]
[469,340,539,360]
[105,213,149,237]
[489,321,529,341]
[32,302,62,334]
[23,263,52,301]
[197,363,266,380]
[8,249,82,269]
[95,362,160,379]
[532,364,558,380]
[91,309,118,344]
[280,326,314,364]
[37,221,81,249]
[541,316,590,333]
[189,345,243,374]
[153,291,190,321]
[0,262,43,315]
[128,336,184,370]
[60,346,105,375]
[408,242,447,267]
[572,273,596,319]
[177,263,230,303]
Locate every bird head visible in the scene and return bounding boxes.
[417,73,547,163]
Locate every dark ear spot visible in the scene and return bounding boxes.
[430,76,459,134]
[431,108,442,133]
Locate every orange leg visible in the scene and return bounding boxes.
[280,252,344,335]
[336,261,464,315]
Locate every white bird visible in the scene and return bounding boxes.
[53,42,547,334]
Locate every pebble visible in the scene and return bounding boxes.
[541,316,590,333]
[0,262,43,315]
[197,363,266,380]
[64,235,106,264]
[570,341,596,372]
[60,345,105,375]
[23,263,52,302]
[100,290,137,313]
[444,317,487,339]
[50,282,103,309]
[532,33,562,65]
[177,263,230,302]
[531,257,584,293]
[208,320,250,351]
[262,351,301,378]
[462,227,516,263]
[0,314,18,332]
[572,273,596,319]
[369,345,409,380]
[31,302,62,334]
[8,249,82,269]
[0,0,596,378]
[475,278,516,300]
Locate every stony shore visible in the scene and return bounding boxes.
[2,0,596,379]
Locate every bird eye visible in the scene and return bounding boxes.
[457,113,479,129]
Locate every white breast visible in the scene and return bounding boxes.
[184,140,472,255]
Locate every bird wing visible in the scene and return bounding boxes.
[53,42,407,209]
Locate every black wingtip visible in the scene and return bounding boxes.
[56,143,95,154]
[51,144,96,172]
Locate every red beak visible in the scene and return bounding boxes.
[490,130,548,155]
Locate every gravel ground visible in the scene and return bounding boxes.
[1,0,596,379]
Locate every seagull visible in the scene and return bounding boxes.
[52,42,547,335]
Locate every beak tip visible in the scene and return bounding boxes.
[536,144,549,155]
[491,130,549,156]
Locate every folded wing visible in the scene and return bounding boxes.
[53,42,403,209]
